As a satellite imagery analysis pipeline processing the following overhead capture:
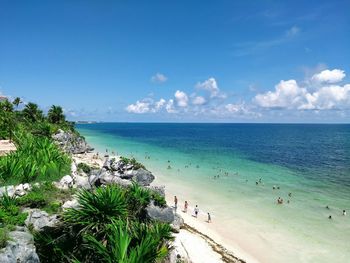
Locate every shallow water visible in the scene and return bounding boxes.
[77,123,350,263]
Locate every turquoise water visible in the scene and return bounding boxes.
[77,123,350,263]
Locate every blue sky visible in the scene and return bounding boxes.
[0,0,349,122]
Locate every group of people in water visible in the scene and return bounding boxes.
[174,195,211,223]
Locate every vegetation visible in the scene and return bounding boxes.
[0,97,172,262]
[120,156,146,170]
[77,162,92,174]
[35,184,172,262]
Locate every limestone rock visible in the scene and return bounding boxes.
[0,227,40,263]
[62,199,79,210]
[132,169,155,186]
[24,209,59,231]
[146,203,174,223]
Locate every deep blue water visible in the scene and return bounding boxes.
[76,123,350,187]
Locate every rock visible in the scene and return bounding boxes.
[165,234,190,263]
[23,183,31,191]
[24,209,59,231]
[146,203,174,223]
[171,214,185,233]
[125,164,134,170]
[74,175,91,189]
[112,177,132,188]
[110,160,125,172]
[102,158,112,170]
[132,169,155,186]
[14,184,26,197]
[88,173,99,186]
[0,227,40,263]
[56,175,74,189]
[120,170,135,180]
[147,185,165,197]
[52,129,93,154]
[71,162,78,178]
[0,185,15,197]
[62,199,79,210]
[98,170,114,185]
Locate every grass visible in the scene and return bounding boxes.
[16,182,75,214]
[0,227,9,248]
[0,193,28,229]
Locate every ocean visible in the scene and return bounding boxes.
[76,123,350,263]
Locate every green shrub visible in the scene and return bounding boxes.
[0,193,28,228]
[0,133,71,185]
[0,227,9,248]
[77,162,91,174]
[120,156,146,170]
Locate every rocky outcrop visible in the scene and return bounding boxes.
[62,199,79,210]
[92,157,155,187]
[146,202,175,223]
[0,227,40,263]
[54,175,74,190]
[171,213,185,233]
[24,209,59,232]
[52,129,93,154]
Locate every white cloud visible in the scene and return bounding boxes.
[174,90,188,107]
[151,73,168,83]
[286,26,300,37]
[311,69,345,83]
[196,78,221,98]
[192,96,206,105]
[165,99,177,113]
[254,80,306,108]
[254,68,350,111]
[155,98,166,110]
[126,100,151,114]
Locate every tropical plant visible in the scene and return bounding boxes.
[85,220,170,263]
[12,97,22,109]
[22,102,44,122]
[48,105,65,124]
[0,99,16,141]
[64,185,128,234]
[0,133,71,185]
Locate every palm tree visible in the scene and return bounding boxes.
[12,97,22,109]
[22,102,43,122]
[47,105,65,124]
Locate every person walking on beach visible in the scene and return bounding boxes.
[207,212,211,223]
[343,210,346,216]
[194,205,199,218]
[174,196,178,213]
[184,201,188,213]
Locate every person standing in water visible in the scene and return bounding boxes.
[194,205,199,218]
[343,210,346,216]
[184,201,188,213]
[207,212,211,223]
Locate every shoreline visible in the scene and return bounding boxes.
[78,148,258,263]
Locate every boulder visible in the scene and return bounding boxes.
[14,184,26,197]
[110,160,125,172]
[0,227,40,263]
[146,203,174,223]
[62,199,79,210]
[112,177,132,188]
[132,169,155,186]
[0,185,15,197]
[52,129,93,154]
[171,214,185,233]
[120,170,135,180]
[24,209,59,231]
[56,175,74,189]
[73,175,91,189]
[98,171,114,185]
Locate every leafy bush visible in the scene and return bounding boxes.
[0,227,9,248]
[0,193,28,228]
[0,133,71,185]
[77,162,91,174]
[120,157,146,170]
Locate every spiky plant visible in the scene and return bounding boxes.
[48,105,65,124]
[85,220,169,263]
[64,185,128,234]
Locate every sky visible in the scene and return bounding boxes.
[0,0,350,123]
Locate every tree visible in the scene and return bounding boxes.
[12,97,22,109]
[0,99,16,141]
[22,102,43,122]
[47,105,65,124]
